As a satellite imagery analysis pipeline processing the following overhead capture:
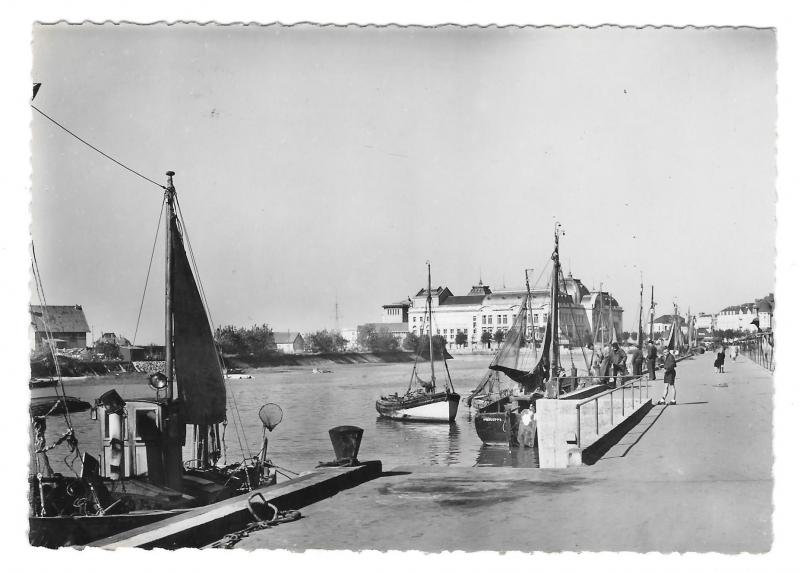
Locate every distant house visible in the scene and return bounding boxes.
[273,331,304,354]
[651,314,686,336]
[119,344,166,362]
[30,304,90,350]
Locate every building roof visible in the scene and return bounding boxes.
[273,331,302,344]
[654,314,686,325]
[30,305,90,333]
[414,286,450,298]
[382,300,410,309]
[358,322,409,334]
[466,283,492,296]
[441,295,486,306]
[720,302,756,313]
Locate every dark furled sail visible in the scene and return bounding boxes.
[488,315,551,393]
[171,218,227,425]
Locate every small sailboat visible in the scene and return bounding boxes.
[29,172,281,547]
[375,262,460,422]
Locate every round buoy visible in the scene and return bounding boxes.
[259,403,283,431]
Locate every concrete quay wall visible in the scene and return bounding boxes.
[537,378,653,468]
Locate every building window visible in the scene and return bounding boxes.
[488,316,493,325]
[503,315,508,325]
[482,315,486,325]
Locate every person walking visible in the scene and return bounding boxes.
[714,346,726,373]
[646,339,658,380]
[658,349,677,405]
[631,344,644,376]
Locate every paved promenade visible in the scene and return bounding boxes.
[237,352,773,552]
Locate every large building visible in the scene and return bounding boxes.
[716,303,760,332]
[30,304,90,350]
[399,275,623,349]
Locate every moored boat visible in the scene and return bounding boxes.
[376,262,459,422]
[28,171,282,547]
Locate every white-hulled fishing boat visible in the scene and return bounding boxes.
[375,262,459,422]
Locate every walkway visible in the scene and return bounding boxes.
[236,353,773,552]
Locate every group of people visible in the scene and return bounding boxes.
[589,339,677,404]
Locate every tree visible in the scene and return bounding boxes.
[455,331,468,348]
[480,331,493,348]
[215,324,274,356]
[94,340,120,360]
[416,335,449,358]
[358,325,400,352]
[629,331,638,343]
[493,329,505,345]
[304,329,347,353]
[402,332,420,352]
[622,331,631,342]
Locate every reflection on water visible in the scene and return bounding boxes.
[375,417,462,466]
[32,357,541,475]
[474,444,539,468]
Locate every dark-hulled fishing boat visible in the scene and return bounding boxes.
[470,223,607,447]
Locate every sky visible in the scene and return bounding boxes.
[30,24,776,344]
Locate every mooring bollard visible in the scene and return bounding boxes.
[327,425,364,465]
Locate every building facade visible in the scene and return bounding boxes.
[716,303,759,333]
[402,275,623,349]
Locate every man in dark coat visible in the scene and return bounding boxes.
[646,340,658,380]
[631,344,645,376]
[610,342,628,385]
[658,349,677,405]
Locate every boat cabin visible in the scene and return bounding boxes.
[98,398,170,479]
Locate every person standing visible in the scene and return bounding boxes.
[631,344,644,376]
[646,339,658,380]
[715,346,726,373]
[610,342,628,385]
[658,349,677,405]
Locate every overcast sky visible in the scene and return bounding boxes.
[30,24,776,343]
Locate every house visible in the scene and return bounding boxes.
[651,314,686,336]
[273,331,304,354]
[30,304,90,350]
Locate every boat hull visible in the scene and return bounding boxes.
[474,411,514,445]
[376,391,460,422]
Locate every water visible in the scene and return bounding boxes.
[29,352,604,477]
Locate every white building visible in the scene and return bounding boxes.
[403,275,624,349]
[695,313,716,331]
[716,303,759,333]
[273,331,304,354]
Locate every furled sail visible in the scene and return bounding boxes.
[171,218,227,425]
[490,315,551,393]
[467,300,549,406]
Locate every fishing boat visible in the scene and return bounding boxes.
[28,172,282,547]
[470,224,607,447]
[375,262,460,422]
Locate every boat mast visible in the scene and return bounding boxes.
[164,171,175,401]
[427,261,436,389]
[525,268,535,360]
[598,282,605,347]
[546,223,561,399]
[649,286,655,342]
[638,279,644,350]
[163,170,183,491]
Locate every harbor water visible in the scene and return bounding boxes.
[30,351,594,479]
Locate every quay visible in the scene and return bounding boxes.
[231,352,772,552]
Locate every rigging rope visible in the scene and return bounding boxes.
[132,198,166,345]
[31,243,83,474]
[31,104,166,190]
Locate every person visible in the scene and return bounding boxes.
[714,346,725,373]
[630,344,644,376]
[658,349,677,405]
[732,345,739,361]
[610,342,628,385]
[646,340,658,380]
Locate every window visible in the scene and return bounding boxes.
[488,316,493,325]
[482,315,486,325]
[503,315,508,325]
